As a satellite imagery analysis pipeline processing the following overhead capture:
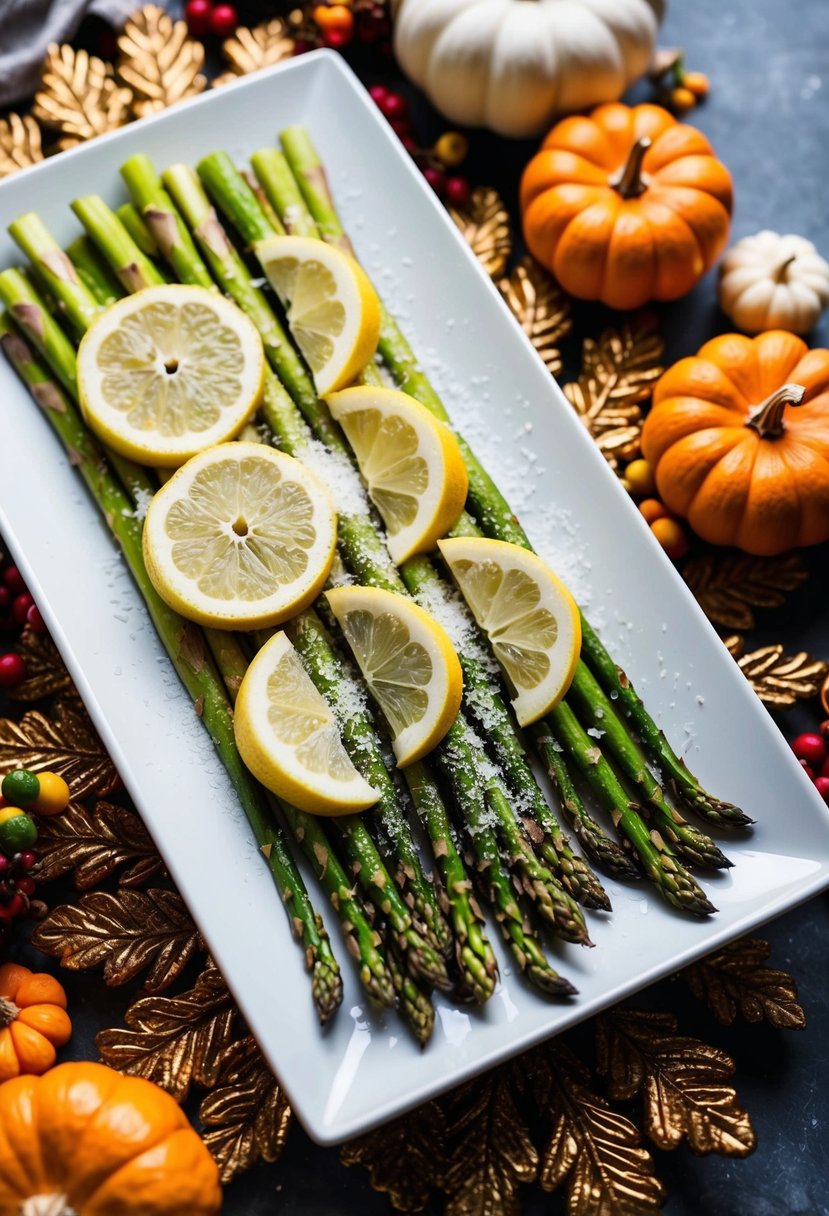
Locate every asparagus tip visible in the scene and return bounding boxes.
[313,961,344,1025]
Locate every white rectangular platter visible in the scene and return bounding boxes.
[0,51,828,1146]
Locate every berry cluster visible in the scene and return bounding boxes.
[622,458,690,562]
[791,731,829,804]
[0,559,47,691]
[651,54,711,116]
[0,769,70,938]
[291,0,391,53]
[185,0,239,39]
[368,87,472,206]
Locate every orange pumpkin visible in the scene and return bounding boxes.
[0,1061,222,1216]
[641,330,829,555]
[520,103,733,310]
[0,963,72,1082]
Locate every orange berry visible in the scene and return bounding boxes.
[650,517,689,561]
[639,498,670,524]
[683,71,710,99]
[313,3,353,32]
[624,458,657,500]
[31,771,70,817]
[670,86,697,113]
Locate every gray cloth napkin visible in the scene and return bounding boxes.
[0,0,139,107]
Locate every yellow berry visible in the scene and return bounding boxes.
[683,71,710,99]
[639,498,670,524]
[624,458,657,499]
[670,86,697,113]
[31,771,71,817]
[0,806,25,826]
[650,517,689,560]
[434,131,469,169]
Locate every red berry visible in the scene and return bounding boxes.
[389,116,412,139]
[400,135,417,154]
[12,592,33,627]
[820,757,829,779]
[185,0,214,37]
[798,759,816,781]
[791,731,827,769]
[358,12,390,42]
[0,855,8,875]
[16,876,36,897]
[293,38,315,55]
[0,893,24,921]
[210,3,238,37]
[18,850,38,871]
[445,176,471,207]
[379,92,408,121]
[323,27,352,48]
[422,167,447,197]
[369,84,389,105]
[26,604,47,634]
[0,653,26,688]
[3,566,26,595]
[814,775,829,802]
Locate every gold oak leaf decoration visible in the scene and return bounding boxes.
[7,625,73,702]
[0,114,44,178]
[531,1043,665,1216]
[683,937,806,1030]
[341,1099,446,1212]
[97,962,237,1102]
[683,552,808,631]
[563,319,664,473]
[213,19,295,88]
[32,887,203,993]
[0,695,119,799]
[34,799,164,890]
[118,5,207,120]
[200,1035,292,1184]
[723,635,828,709]
[449,186,512,280]
[596,1010,757,1157]
[498,256,572,378]
[32,44,133,150]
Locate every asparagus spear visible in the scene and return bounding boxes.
[66,236,122,308]
[388,943,435,1047]
[115,203,164,260]
[71,196,166,292]
[0,303,345,1021]
[120,154,213,288]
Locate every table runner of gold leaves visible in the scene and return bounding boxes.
[0,8,824,1212]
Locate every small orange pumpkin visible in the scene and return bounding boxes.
[641,330,829,555]
[0,1061,222,1216]
[0,963,72,1082]
[520,102,733,310]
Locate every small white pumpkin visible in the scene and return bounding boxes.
[392,0,665,139]
[718,230,829,336]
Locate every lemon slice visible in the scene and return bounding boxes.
[326,386,469,564]
[255,235,380,394]
[438,537,581,727]
[77,285,265,467]
[143,442,336,630]
[234,631,378,814]
[325,585,463,767]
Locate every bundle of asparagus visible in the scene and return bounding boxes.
[0,123,749,1044]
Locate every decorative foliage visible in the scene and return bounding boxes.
[563,319,664,472]
[498,257,572,377]
[213,20,295,88]
[341,1099,446,1212]
[683,937,806,1030]
[724,636,828,708]
[117,5,207,120]
[200,1036,292,1183]
[444,1069,537,1215]
[0,114,44,178]
[33,44,133,150]
[683,553,808,631]
[0,695,119,800]
[97,962,237,1101]
[449,186,512,280]
[7,625,73,702]
[32,888,202,993]
[596,1010,757,1156]
[34,799,164,890]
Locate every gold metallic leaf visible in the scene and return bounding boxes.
[683,552,808,631]
[341,1098,446,1211]
[117,5,207,119]
[32,887,202,993]
[443,1069,537,1216]
[0,695,119,800]
[683,937,806,1030]
[0,113,44,178]
[724,636,828,708]
[449,186,512,280]
[533,1042,665,1215]
[498,257,572,377]
[596,1010,757,1156]
[563,319,664,472]
[34,799,164,890]
[213,19,295,87]
[97,962,236,1101]
[200,1035,292,1183]
[7,625,73,702]
[32,44,133,150]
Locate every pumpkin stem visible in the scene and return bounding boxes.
[611,137,651,199]
[20,1196,78,1216]
[746,383,806,438]
[0,995,19,1027]
[774,254,798,280]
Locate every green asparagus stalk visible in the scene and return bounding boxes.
[71,196,166,292]
[8,213,100,338]
[115,203,163,260]
[242,166,285,233]
[251,147,319,238]
[387,944,435,1046]
[120,154,213,288]
[0,306,345,1021]
[66,236,122,308]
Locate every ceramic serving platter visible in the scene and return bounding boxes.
[0,51,827,1145]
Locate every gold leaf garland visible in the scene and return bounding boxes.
[0,114,44,177]
[498,256,572,377]
[7,624,74,702]
[449,186,513,280]
[213,19,295,88]
[0,695,119,799]
[724,635,828,708]
[341,1099,446,1211]
[33,799,165,890]
[683,938,806,1030]
[683,552,808,631]
[33,44,133,150]
[117,5,207,119]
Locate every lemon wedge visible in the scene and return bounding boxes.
[325,585,463,767]
[326,386,469,564]
[437,537,581,727]
[142,442,336,630]
[234,631,378,815]
[77,285,264,466]
[255,235,380,394]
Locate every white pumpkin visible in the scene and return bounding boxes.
[719,230,829,336]
[392,0,665,139]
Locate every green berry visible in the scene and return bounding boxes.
[1,769,41,806]
[0,811,38,853]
